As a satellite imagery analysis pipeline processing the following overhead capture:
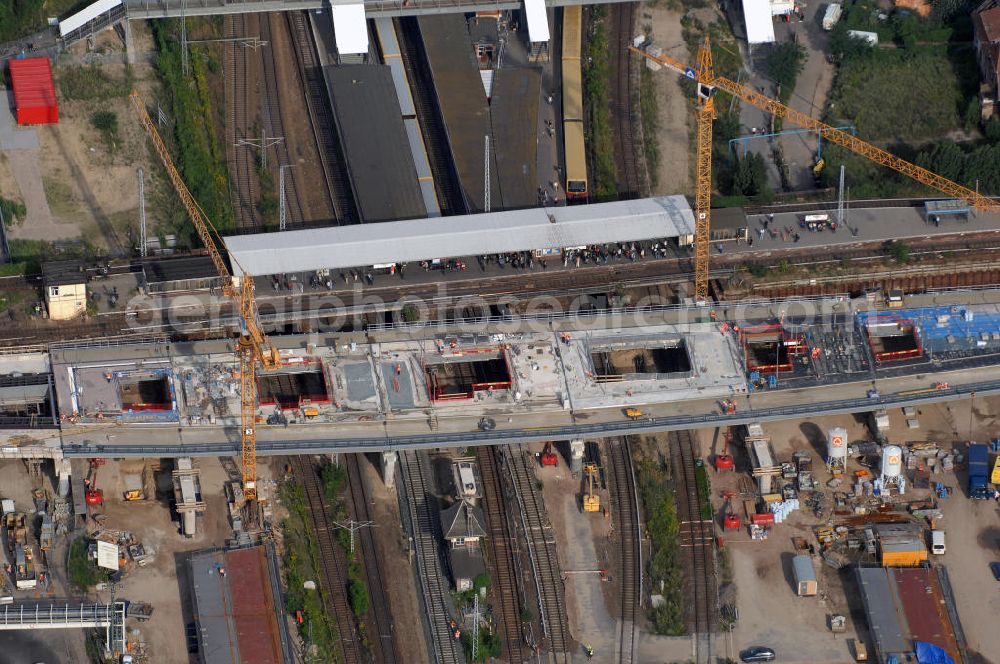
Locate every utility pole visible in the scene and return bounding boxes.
[471,592,480,660]
[836,165,845,227]
[332,519,374,555]
[180,0,189,77]
[138,168,147,257]
[235,128,283,170]
[279,164,291,231]
[484,135,491,213]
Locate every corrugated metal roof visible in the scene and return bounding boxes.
[224,196,696,276]
[792,555,816,582]
[8,57,57,110]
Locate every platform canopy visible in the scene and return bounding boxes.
[224,196,696,276]
[743,0,776,44]
[524,0,550,43]
[331,3,369,55]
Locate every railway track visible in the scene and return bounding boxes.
[288,455,365,664]
[607,438,639,664]
[476,447,528,663]
[670,430,717,663]
[608,3,641,198]
[344,454,400,664]
[504,444,570,660]
[224,14,261,232]
[395,17,467,215]
[257,13,305,228]
[285,11,356,223]
[397,450,465,664]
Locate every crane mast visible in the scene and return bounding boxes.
[631,40,1000,300]
[130,91,278,501]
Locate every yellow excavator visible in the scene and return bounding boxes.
[582,463,600,513]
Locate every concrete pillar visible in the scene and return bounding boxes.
[569,439,585,474]
[122,19,136,65]
[380,451,398,488]
[57,458,72,498]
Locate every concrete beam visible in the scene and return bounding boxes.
[56,378,1000,458]
[122,0,631,20]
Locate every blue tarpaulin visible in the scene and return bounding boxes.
[915,641,955,664]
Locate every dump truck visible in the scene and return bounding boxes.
[968,443,992,499]
[13,543,37,590]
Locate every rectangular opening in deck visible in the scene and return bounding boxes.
[118,374,172,412]
[424,352,511,401]
[590,339,692,379]
[741,325,802,374]
[867,321,922,362]
[258,368,330,409]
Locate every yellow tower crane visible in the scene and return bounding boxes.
[633,38,1000,303]
[130,91,279,502]
[582,463,600,513]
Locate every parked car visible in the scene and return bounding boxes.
[990,562,1000,581]
[741,647,777,663]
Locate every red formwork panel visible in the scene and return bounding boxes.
[8,57,59,125]
[225,547,283,664]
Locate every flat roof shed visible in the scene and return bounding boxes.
[8,57,58,125]
[324,64,426,223]
[856,566,911,662]
[189,545,291,664]
[224,196,696,276]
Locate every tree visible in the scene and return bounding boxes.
[916,140,965,183]
[730,153,768,198]
[886,241,911,264]
[931,0,973,19]
[764,41,806,91]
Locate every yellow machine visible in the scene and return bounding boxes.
[624,408,644,420]
[131,92,279,502]
[582,463,600,513]
[991,454,1000,485]
[632,40,1000,303]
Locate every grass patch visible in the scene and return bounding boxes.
[279,480,341,663]
[461,623,501,662]
[42,177,79,218]
[58,66,132,102]
[148,19,234,244]
[636,456,684,635]
[68,538,109,591]
[585,6,617,201]
[0,196,26,226]
[640,64,661,190]
[695,459,713,520]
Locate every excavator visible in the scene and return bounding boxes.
[632,38,1000,303]
[582,463,600,513]
[130,91,279,503]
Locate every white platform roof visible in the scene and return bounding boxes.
[524,0,551,43]
[224,196,696,276]
[744,0,776,44]
[332,3,369,55]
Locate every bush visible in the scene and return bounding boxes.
[637,458,684,635]
[0,197,27,225]
[90,111,118,133]
[885,241,911,264]
[68,539,108,591]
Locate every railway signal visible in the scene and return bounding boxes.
[632,38,1000,303]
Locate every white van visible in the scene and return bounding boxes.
[931,530,946,555]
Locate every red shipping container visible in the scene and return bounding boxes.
[750,512,775,526]
[8,57,59,125]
